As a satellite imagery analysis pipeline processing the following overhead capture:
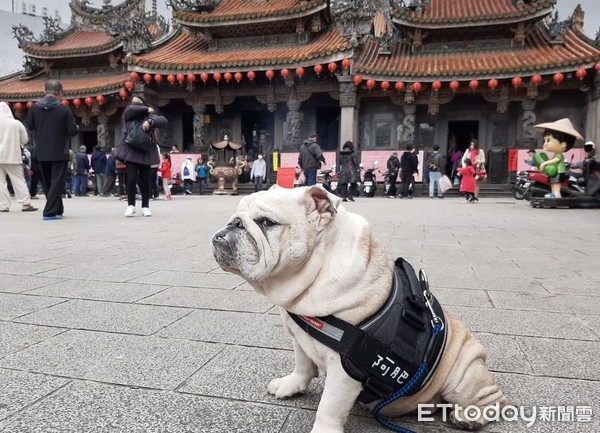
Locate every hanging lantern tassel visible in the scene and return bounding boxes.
[366,79,376,90]
[353,75,363,86]
[575,67,587,81]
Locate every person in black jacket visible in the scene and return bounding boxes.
[26,79,79,220]
[297,133,325,186]
[386,152,401,198]
[91,145,108,196]
[74,145,90,197]
[118,96,168,217]
[400,144,419,199]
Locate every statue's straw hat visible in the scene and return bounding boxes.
[533,118,584,141]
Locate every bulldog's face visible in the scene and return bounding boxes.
[211,186,340,283]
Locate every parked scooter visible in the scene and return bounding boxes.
[318,167,339,195]
[360,161,379,197]
[512,170,532,200]
[381,170,392,197]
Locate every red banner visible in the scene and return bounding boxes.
[508,149,519,172]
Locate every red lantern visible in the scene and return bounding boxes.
[412,81,422,93]
[366,79,376,90]
[14,102,23,110]
[314,64,323,76]
[511,76,522,88]
[73,98,82,107]
[353,75,363,86]
[432,80,442,92]
[468,80,479,90]
[449,80,459,91]
[552,72,564,84]
[380,81,390,91]
[213,72,222,83]
[342,58,351,69]
[328,62,337,73]
[167,74,176,85]
[96,95,105,105]
[143,74,152,84]
[280,68,290,78]
[130,72,139,82]
[119,90,128,100]
[265,70,275,81]
[26,101,33,108]
[488,79,499,90]
[395,81,405,92]
[124,81,135,91]
[84,97,94,106]
[295,67,305,78]
[224,72,232,83]
[247,71,256,81]
[530,74,542,86]
[176,74,185,85]
[154,74,163,83]
[187,73,196,83]
[200,72,209,84]
[61,99,70,107]
[576,67,587,80]
[234,72,243,83]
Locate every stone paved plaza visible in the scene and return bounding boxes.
[0,192,598,433]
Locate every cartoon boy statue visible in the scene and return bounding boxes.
[533,118,583,198]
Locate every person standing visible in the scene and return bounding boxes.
[250,154,267,192]
[25,79,78,220]
[386,151,401,198]
[158,153,172,200]
[0,102,38,213]
[298,133,325,186]
[457,158,476,203]
[338,141,359,201]
[194,157,209,194]
[427,145,445,198]
[400,144,419,199]
[118,96,168,217]
[181,156,195,195]
[104,148,117,196]
[74,145,89,197]
[461,139,485,201]
[91,145,107,196]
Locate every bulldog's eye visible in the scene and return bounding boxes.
[255,217,278,228]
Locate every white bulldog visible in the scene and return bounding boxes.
[212,186,507,432]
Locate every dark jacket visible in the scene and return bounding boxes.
[387,154,401,177]
[298,140,325,172]
[91,150,107,174]
[75,151,90,175]
[25,96,78,162]
[105,154,116,176]
[338,148,359,184]
[427,152,445,173]
[400,151,419,174]
[117,104,168,166]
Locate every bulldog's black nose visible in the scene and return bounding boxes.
[212,228,230,246]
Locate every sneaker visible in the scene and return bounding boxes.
[429,196,434,199]
[348,197,355,202]
[0,208,8,212]
[125,205,136,217]
[43,215,61,220]
[387,195,395,199]
[142,207,152,217]
[544,193,556,198]
[342,198,348,202]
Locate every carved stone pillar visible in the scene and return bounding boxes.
[585,74,600,144]
[402,104,416,145]
[520,100,537,148]
[193,104,207,151]
[285,100,302,151]
[97,116,109,151]
[339,77,357,149]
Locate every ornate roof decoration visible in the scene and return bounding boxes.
[331,0,376,43]
[166,0,219,13]
[372,10,401,55]
[390,0,555,28]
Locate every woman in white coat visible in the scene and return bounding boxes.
[461,138,486,201]
[180,156,195,195]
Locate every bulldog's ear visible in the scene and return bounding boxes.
[304,186,340,230]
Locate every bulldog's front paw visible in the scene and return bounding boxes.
[449,410,486,431]
[267,373,312,399]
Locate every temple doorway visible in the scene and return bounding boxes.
[316,107,340,151]
[448,121,478,154]
[241,109,274,158]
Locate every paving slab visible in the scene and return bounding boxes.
[138,286,272,313]
[25,279,169,302]
[0,294,65,320]
[0,381,290,433]
[488,291,600,315]
[432,287,493,308]
[14,299,190,335]
[129,270,244,289]
[0,260,64,276]
[157,309,291,349]
[0,322,65,359]
[0,330,223,389]
[0,275,64,294]
[34,264,154,283]
[0,368,70,423]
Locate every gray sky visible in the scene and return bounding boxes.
[0,0,598,37]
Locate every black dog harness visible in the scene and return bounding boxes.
[288,258,447,404]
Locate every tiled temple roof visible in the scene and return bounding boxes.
[132,27,350,71]
[391,0,555,28]
[21,30,121,58]
[173,0,327,25]
[0,72,130,100]
[353,28,600,80]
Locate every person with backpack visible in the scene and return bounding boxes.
[298,133,325,186]
[181,156,195,195]
[386,152,401,198]
[427,145,445,198]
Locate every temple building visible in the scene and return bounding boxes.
[1,0,600,183]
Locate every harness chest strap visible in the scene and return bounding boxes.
[287,258,447,402]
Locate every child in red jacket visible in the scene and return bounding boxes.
[158,153,172,200]
[457,158,476,203]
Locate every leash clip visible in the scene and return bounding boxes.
[419,269,445,332]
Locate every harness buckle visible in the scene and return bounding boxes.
[419,269,445,332]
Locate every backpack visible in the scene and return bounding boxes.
[124,120,154,151]
[183,165,190,177]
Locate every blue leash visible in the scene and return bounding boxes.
[371,323,442,433]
